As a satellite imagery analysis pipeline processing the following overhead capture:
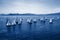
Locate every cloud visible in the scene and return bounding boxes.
[0,0,60,14]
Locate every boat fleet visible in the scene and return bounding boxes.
[6,17,60,27]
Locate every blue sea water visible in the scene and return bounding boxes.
[0,15,60,40]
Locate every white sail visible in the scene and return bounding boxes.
[18,19,22,24]
[27,19,32,24]
[6,21,11,26]
[40,17,45,23]
[33,19,37,23]
[40,17,45,21]
[11,20,16,25]
[49,19,53,23]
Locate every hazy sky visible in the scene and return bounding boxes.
[0,0,60,14]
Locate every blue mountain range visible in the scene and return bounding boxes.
[0,12,60,16]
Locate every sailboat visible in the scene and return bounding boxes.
[6,21,11,27]
[49,18,53,24]
[18,19,22,25]
[33,19,37,23]
[40,17,45,23]
[11,20,16,26]
[27,19,32,24]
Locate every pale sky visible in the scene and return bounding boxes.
[0,0,60,14]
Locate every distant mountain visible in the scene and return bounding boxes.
[47,12,60,15]
[0,13,36,16]
[20,13,35,15]
[8,13,36,16]
[0,13,60,16]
